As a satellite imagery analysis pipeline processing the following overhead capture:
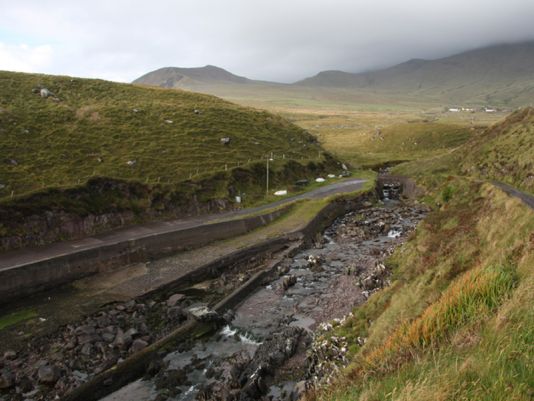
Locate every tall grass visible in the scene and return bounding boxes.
[363,265,516,373]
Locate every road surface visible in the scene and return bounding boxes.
[0,178,367,272]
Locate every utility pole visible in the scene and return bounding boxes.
[266,153,273,196]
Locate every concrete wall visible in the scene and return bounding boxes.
[376,175,422,199]
[0,207,290,304]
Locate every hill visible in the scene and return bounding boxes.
[394,108,534,194]
[0,70,338,250]
[460,107,534,193]
[133,65,275,89]
[297,41,534,106]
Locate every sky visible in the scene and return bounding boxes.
[1,0,534,83]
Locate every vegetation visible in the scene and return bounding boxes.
[309,109,534,400]
[0,70,328,200]
[0,71,350,249]
[396,107,534,194]
[311,177,533,401]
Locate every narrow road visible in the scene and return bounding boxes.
[492,180,534,210]
[0,178,367,271]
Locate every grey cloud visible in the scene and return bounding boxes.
[1,0,534,82]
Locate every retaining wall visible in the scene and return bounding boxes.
[0,206,290,304]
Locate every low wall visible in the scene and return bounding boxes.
[0,206,290,304]
[376,175,422,199]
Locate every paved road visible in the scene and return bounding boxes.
[492,181,534,210]
[0,178,367,271]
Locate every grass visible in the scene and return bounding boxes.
[308,176,534,401]
[0,71,352,249]
[0,70,327,200]
[0,309,37,330]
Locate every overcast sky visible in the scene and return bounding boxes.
[1,0,534,83]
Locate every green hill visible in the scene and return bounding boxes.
[0,71,338,250]
[460,107,534,193]
[395,108,534,194]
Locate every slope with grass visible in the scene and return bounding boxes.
[0,70,340,251]
[307,108,534,400]
[395,107,534,194]
[310,177,534,401]
[460,107,534,193]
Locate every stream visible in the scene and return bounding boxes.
[101,196,428,401]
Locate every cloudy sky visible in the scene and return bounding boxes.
[1,0,534,83]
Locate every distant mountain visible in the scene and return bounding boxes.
[296,41,534,105]
[134,41,534,107]
[133,65,272,89]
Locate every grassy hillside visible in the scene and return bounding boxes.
[395,108,534,194]
[0,71,343,250]
[0,70,329,200]
[297,116,473,167]
[306,108,534,400]
[460,107,534,193]
[310,177,534,401]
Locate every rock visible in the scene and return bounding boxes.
[194,109,201,114]
[80,343,93,356]
[188,306,221,323]
[0,369,14,389]
[113,328,132,349]
[126,160,137,166]
[166,293,185,307]
[282,275,297,290]
[167,306,186,321]
[102,332,115,342]
[40,88,53,98]
[130,339,148,353]
[291,381,308,401]
[38,364,61,384]
[220,137,231,145]
[3,350,16,360]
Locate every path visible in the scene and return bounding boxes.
[0,178,366,272]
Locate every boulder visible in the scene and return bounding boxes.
[38,364,61,384]
[130,339,148,353]
[282,275,297,290]
[166,293,185,307]
[0,369,14,389]
[3,350,16,360]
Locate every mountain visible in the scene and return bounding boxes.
[296,41,534,105]
[133,65,273,89]
[134,41,534,108]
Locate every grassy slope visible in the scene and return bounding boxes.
[0,70,326,200]
[313,177,533,401]
[309,108,534,400]
[460,107,534,193]
[396,108,534,194]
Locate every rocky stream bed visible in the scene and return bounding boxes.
[0,195,429,401]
